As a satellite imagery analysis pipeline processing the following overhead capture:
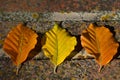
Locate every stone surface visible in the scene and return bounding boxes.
[0,0,120,12]
[0,12,120,21]
[0,0,120,80]
[0,57,120,80]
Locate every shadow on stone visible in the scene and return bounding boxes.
[26,33,43,61]
[114,42,120,59]
[66,35,83,60]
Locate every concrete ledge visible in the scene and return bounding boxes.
[0,11,120,22]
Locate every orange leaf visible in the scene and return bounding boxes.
[3,23,38,66]
[81,23,119,67]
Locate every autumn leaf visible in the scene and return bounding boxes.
[81,23,119,71]
[3,23,38,73]
[42,23,77,73]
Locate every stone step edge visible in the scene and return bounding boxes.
[0,11,120,22]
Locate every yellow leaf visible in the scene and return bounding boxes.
[42,23,77,73]
[3,23,38,66]
[81,23,119,69]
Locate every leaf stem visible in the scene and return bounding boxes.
[16,64,22,75]
[98,65,103,72]
[54,66,58,74]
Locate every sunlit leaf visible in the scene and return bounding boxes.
[42,23,77,73]
[81,23,119,71]
[3,23,38,67]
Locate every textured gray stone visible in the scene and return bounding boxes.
[0,11,120,22]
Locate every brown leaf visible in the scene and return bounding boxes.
[3,23,38,66]
[81,23,119,67]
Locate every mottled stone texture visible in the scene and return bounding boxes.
[0,58,120,80]
[0,0,120,80]
[0,0,120,12]
[1,12,120,22]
